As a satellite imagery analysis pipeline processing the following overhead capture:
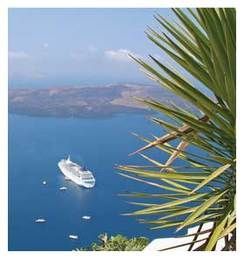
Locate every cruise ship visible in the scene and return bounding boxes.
[58,156,95,188]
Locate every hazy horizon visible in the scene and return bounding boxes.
[9,8,175,88]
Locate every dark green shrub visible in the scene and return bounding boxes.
[76,233,149,251]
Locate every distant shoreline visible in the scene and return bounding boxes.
[9,109,152,120]
[9,84,192,119]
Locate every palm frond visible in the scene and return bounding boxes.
[119,8,236,251]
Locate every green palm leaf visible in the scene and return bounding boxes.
[191,163,232,193]
[119,8,236,251]
[177,191,227,231]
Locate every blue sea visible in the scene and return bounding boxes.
[9,113,183,251]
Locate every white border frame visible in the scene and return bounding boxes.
[0,0,243,258]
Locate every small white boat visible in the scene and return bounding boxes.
[69,234,78,240]
[59,186,67,191]
[35,218,46,223]
[82,216,91,220]
[42,181,47,185]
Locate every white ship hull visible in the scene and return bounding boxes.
[58,158,95,188]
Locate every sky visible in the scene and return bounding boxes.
[9,8,175,88]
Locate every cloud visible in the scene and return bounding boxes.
[43,43,49,48]
[88,45,98,53]
[9,51,30,60]
[9,50,47,81]
[70,47,138,65]
[104,49,133,62]
[70,46,99,61]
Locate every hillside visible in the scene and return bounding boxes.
[9,84,192,118]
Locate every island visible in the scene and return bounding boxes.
[9,84,192,118]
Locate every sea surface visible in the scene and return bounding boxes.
[9,113,184,251]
